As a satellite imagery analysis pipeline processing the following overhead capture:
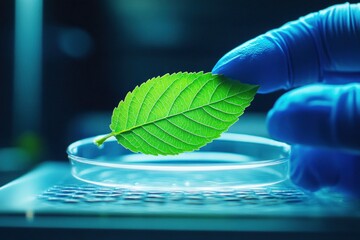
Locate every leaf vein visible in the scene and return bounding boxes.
[134,80,157,125]
[166,119,209,139]
[140,126,180,153]
[208,105,240,115]
[117,134,139,152]
[189,75,217,108]
[223,99,248,107]
[153,122,198,147]
[181,113,223,131]
[145,76,182,122]
[132,130,167,155]
[202,107,235,122]
[124,90,136,129]
[209,79,224,102]
[167,74,200,115]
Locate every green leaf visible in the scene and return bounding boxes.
[94,72,258,155]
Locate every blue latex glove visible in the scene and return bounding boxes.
[213,3,360,197]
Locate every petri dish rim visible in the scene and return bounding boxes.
[67,133,291,190]
[67,133,290,172]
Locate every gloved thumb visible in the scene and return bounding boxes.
[267,84,360,151]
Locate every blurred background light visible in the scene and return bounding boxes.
[109,0,186,48]
[58,28,93,58]
[13,0,43,137]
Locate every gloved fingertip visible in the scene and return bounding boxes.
[212,35,288,93]
[266,96,293,142]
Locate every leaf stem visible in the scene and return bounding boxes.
[94,132,115,146]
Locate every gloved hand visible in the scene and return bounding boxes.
[212,3,360,197]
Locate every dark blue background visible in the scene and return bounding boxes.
[0,0,356,161]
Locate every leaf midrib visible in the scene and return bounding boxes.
[111,89,252,137]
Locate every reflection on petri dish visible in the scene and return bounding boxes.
[67,133,290,191]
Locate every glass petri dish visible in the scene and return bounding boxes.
[67,133,290,191]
